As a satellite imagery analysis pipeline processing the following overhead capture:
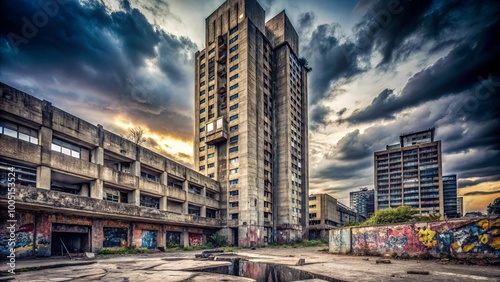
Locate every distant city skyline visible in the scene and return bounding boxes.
[1,0,498,212]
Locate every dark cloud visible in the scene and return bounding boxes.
[310,104,330,130]
[463,190,500,196]
[297,12,316,37]
[0,0,197,140]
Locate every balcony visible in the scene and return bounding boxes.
[218,67,227,77]
[205,118,228,145]
[219,43,227,52]
[217,86,227,94]
[217,53,227,64]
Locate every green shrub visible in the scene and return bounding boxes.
[209,233,227,247]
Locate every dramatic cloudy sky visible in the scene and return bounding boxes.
[1,0,499,213]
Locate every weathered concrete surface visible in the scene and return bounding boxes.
[5,247,500,281]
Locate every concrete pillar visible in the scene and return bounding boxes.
[183,201,189,214]
[130,189,140,206]
[160,172,168,186]
[39,126,53,167]
[80,183,90,197]
[90,179,103,199]
[92,147,104,165]
[201,205,206,217]
[182,228,190,248]
[36,166,51,189]
[160,196,167,211]
[131,161,141,177]
[183,179,189,214]
[92,219,103,252]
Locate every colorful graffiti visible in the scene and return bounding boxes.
[189,233,203,247]
[166,231,181,248]
[103,227,128,248]
[141,230,157,249]
[345,217,500,258]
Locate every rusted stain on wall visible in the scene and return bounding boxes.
[189,233,203,247]
[334,217,500,258]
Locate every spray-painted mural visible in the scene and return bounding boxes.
[103,228,128,248]
[189,233,203,247]
[141,230,158,249]
[335,217,500,258]
[166,231,181,248]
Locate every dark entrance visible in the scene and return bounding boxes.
[51,224,90,255]
[232,228,239,246]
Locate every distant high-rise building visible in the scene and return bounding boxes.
[193,0,309,246]
[457,197,464,217]
[350,188,375,217]
[374,128,444,216]
[443,174,459,219]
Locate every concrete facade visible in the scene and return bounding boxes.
[0,83,221,257]
[443,174,459,219]
[374,128,444,216]
[193,0,308,246]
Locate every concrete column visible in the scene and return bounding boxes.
[182,201,189,214]
[183,179,189,214]
[36,166,51,189]
[201,206,206,217]
[160,172,168,186]
[80,183,90,197]
[131,161,141,177]
[130,189,141,206]
[160,196,167,211]
[92,147,104,165]
[39,126,53,167]
[90,179,103,199]
[182,228,190,248]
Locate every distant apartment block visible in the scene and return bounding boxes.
[374,128,444,216]
[443,174,459,219]
[457,197,464,217]
[350,188,375,218]
[193,0,309,246]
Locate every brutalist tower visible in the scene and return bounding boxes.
[193,0,309,246]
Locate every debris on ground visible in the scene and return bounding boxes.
[407,270,430,275]
[376,259,391,264]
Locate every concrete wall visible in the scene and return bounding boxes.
[329,217,500,258]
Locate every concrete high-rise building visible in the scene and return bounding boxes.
[193,0,309,246]
[374,128,444,216]
[443,174,459,219]
[457,197,464,217]
[350,188,375,218]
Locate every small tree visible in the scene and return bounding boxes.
[298,57,313,73]
[487,197,500,215]
[128,126,147,146]
[364,206,418,225]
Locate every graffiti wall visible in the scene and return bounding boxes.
[0,212,35,258]
[330,217,500,258]
[189,233,203,247]
[141,230,158,249]
[166,231,181,247]
[103,228,128,248]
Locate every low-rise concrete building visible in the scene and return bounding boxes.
[0,83,222,257]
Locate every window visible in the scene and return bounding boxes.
[230,157,239,164]
[208,85,214,91]
[230,64,239,72]
[229,104,238,111]
[230,84,239,90]
[199,156,205,161]
[229,135,238,142]
[200,108,205,114]
[140,195,159,209]
[230,54,239,62]
[141,171,160,182]
[229,168,239,174]
[229,146,238,153]
[199,53,205,60]
[188,204,201,216]
[200,63,205,69]
[208,153,215,159]
[200,72,205,78]
[199,146,205,152]
[200,90,205,96]
[208,113,214,119]
[199,165,205,170]
[229,190,239,196]
[230,93,238,100]
[208,144,215,149]
[0,120,39,145]
[208,48,215,54]
[230,26,238,34]
[208,163,215,168]
[200,81,205,87]
[199,117,205,123]
[206,208,217,218]
[230,125,239,131]
[200,127,205,132]
[229,114,238,121]
[208,173,215,178]
[51,138,81,158]
[229,179,239,185]
[309,205,316,209]
[200,99,205,104]
[229,201,239,208]
[199,137,205,142]
[229,74,239,81]
[229,45,238,53]
[229,35,238,44]
[231,213,239,219]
